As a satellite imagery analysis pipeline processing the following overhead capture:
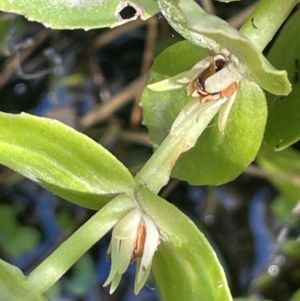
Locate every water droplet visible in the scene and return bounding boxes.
[14,83,27,95]
[268,265,279,276]
[204,215,215,225]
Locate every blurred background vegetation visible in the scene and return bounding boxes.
[0,0,300,300]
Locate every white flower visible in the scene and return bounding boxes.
[148,55,242,133]
[103,208,160,294]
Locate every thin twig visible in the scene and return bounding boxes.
[200,0,215,15]
[160,179,180,199]
[93,18,145,50]
[0,28,51,87]
[79,74,147,129]
[245,164,300,187]
[131,16,158,126]
[227,2,257,29]
[119,131,151,146]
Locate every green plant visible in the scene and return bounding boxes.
[0,0,299,300]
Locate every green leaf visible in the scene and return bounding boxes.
[0,258,47,301]
[0,112,135,210]
[290,288,300,301]
[281,239,300,257]
[142,40,267,185]
[66,254,96,295]
[157,0,291,95]
[0,204,40,256]
[215,0,241,2]
[264,10,300,150]
[0,0,159,29]
[135,185,232,301]
[234,299,273,301]
[257,144,300,218]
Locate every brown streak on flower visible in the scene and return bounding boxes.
[131,224,146,262]
[220,82,238,98]
[191,55,237,102]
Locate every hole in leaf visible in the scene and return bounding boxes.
[119,5,137,20]
[115,2,144,24]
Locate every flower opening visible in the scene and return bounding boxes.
[148,54,242,133]
[104,208,160,295]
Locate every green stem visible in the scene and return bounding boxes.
[135,99,224,193]
[240,0,298,51]
[27,195,136,293]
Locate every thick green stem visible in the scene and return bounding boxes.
[27,195,136,293]
[240,0,298,51]
[135,99,225,193]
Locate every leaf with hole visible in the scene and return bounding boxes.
[0,0,159,29]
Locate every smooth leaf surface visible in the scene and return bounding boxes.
[157,0,291,96]
[0,0,159,29]
[264,10,300,150]
[0,258,47,301]
[0,112,135,210]
[135,185,232,301]
[142,40,267,185]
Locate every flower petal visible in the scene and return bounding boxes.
[134,258,152,295]
[117,210,142,274]
[147,57,211,92]
[136,215,160,284]
[109,273,122,294]
[104,209,142,287]
[103,237,121,287]
[218,91,237,133]
[204,63,241,93]
[113,208,142,240]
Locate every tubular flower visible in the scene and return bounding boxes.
[103,208,160,294]
[148,55,242,133]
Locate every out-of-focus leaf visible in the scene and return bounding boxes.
[157,0,290,96]
[215,0,241,2]
[264,10,300,150]
[0,258,47,301]
[271,194,296,222]
[257,144,300,219]
[66,254,96,296]
[281,240,300,257]
[135,185,232,301]
[0,0,159,29]
[233,297,271,301]
[0,112,135,210]
[290,289,300,301]
[142,40,267,185]
[57,208,75,230]
[5,227,40,256]
[0,205,40,256]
